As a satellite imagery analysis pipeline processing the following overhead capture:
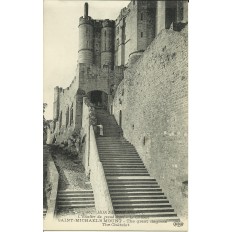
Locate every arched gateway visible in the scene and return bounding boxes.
[87,90,108,109]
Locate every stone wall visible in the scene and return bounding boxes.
[112,26,188,219]
[52,63,124,144]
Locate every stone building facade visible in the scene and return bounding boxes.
[49,0,188,218]
[50,1,188,142]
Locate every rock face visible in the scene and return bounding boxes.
[112,26,188,219]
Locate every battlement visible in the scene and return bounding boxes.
[102,19,115,28]
[78,63,124,78]
[79,16,94,26]
[115,6,130,25]
[93,20,103,28]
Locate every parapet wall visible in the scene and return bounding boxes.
[78,63,124,95]
[113,26,188,219]
[51,63,124,144]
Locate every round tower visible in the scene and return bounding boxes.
[78,3,94,64]
[101,20,115,68]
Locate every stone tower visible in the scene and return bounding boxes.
[78,3,94,64]
[101,20,115,69]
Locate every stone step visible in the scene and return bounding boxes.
[101,159,142,162]
[105,170,148,174]
[111,195,167,200]
[97,143,129,145]
[109,188,162,192]
[99,153,139,156]
[112,199,169,204]
[104,167,147,171]
[108,185,160,189]
[99,154,139,156]
[100,155,140,158]
[96,137,126,140]
[58,190,93,193]
[98,149,137,151]
[57,192,94,196]
[106,176,156,180]
[97,144,133,147]
[57,197,94,201]
[57,201,95,205]
[57,204,95,208]
[98,148,136,150]
[99,153,138,155]
[106,173,150,176]
[103,164,145,168]
[110,191,164,196]
[102,161,144,164]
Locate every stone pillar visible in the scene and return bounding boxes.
[156,1,166,36]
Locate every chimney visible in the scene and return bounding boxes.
[84,2,88,18]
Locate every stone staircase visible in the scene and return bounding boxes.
[56,190,95,211]
[95,109,179,221]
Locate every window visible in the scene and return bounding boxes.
[141,32,143,38]
[141,13,143,20]
[66,107,69,127]
[117,38,119,47]
[70,104,73,125]
[59,112,62,129]
[105,31,106,37]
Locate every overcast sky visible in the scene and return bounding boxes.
[44,0,130,119]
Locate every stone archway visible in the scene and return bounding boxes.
[87,90,108,109]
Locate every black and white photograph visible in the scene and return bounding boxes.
[43,0,188,231]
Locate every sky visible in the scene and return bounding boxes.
[44,0,130,119]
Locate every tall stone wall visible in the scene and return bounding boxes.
[112,27,188,219]
[52,63,124,143]
[137,1,156,51]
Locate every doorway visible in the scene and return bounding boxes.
[87,90,108,109]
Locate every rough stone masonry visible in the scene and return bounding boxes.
[48,0,188,219]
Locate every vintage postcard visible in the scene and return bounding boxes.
[43,0,188,231]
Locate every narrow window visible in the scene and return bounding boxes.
[141,32,143,38]
[105,31,106,37]
[70,104,73,125]
[141,13,143,20]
